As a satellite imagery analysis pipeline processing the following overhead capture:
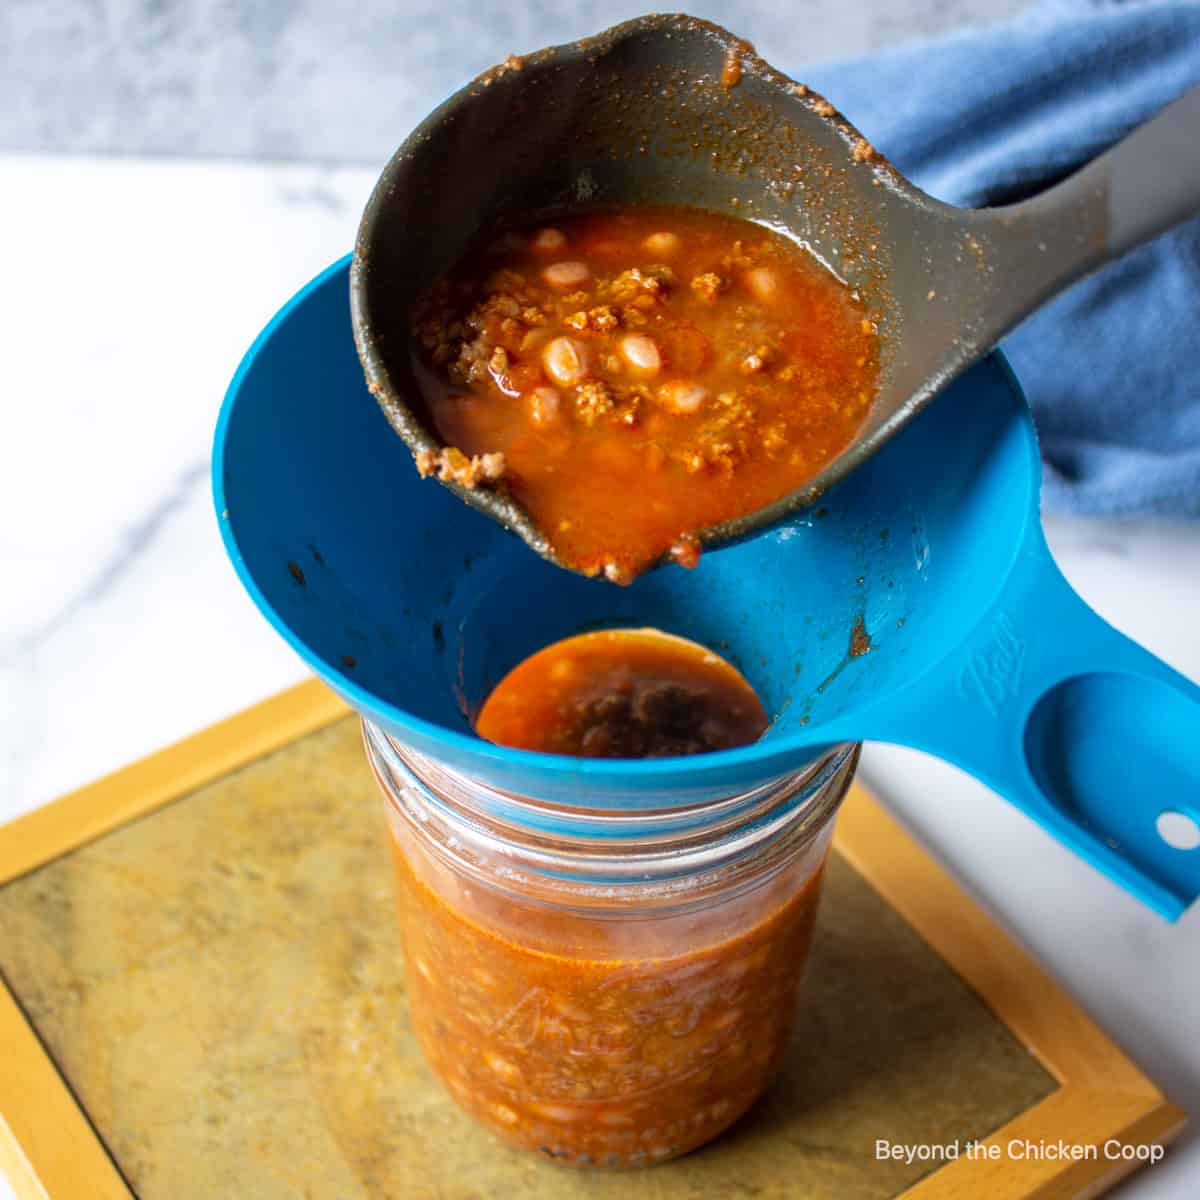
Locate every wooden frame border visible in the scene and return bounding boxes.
[0,679,1184,1200]
[836,797,1185,1198]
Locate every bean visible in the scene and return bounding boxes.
[542,337,590,387]
[542,260,591,289]
[658,380,709,414]
[530,227,567,254]
[669,537,702,569]
[619,334,662,376]
[743,266,781,305]
[527,386,562,426]
[642,231,681,257]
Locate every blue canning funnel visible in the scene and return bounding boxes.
[214,259,1200,920]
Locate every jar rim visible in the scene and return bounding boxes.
[365,719,858,897]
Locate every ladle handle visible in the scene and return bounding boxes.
[978,86,1200,340]
[852,531,1200,920]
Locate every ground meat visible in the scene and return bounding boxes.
[669,536,702,569]
[674,390,760,474]
[602,559,635,585]
[738,344,774,374]
[690,272,727,304]
[416,278,562,389]
[570,682,728,757]
[609,267,673,304]
[852,137,879,164]
[575,380,616,425]
[484,269,538,302]
[589,305,619,332]
[615,392,642,428]
[720,240,755,271]
[415,446,506,488]
[762,423,788,456]
[563,305,619,334]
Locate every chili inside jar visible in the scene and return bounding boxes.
[365,631,858,1167]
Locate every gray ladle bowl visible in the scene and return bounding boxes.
[351,13,1200,576]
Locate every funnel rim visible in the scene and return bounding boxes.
[214,257,1030,789]
[214,257,821,783]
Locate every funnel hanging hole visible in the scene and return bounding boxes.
[1024,671,1200,903]
[1156,811,1200,852]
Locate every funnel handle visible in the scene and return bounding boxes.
[857,532,1200,920]
[975,86,1200,344]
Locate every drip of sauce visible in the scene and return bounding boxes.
[849,615,872,658]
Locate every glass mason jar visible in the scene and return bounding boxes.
[363,719,859,1168]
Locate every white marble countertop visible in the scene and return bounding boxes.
[1,153,1197,1199]
[2,0,1026,162]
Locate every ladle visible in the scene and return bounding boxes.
[351,14,1200,575]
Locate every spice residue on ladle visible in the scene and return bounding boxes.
[410,206,880,582]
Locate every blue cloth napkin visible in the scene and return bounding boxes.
[804,0,1200,517]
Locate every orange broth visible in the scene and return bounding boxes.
[410,205,879,582]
